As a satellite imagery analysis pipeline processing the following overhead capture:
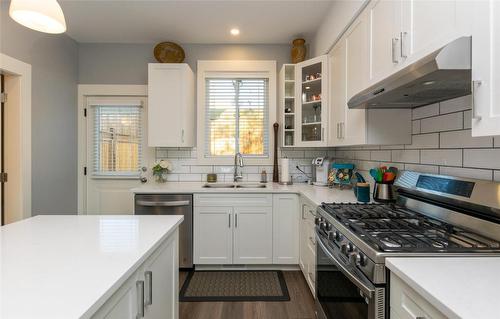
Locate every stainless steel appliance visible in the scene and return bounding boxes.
[315,171,500,319]
[348,36,471,109]
[135,194,193,268]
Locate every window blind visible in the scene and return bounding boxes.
[205,78,269,157]
[92,103,143,176]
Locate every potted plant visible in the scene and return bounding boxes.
[152,160,172,183]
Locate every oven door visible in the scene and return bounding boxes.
[315,229,385,319]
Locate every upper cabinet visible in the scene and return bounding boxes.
[471,0,500,136]
[279,64,297,147]
[148,63,195,147]
[329,10,412,147]
[368,0,402,83]
[296,55,329,147]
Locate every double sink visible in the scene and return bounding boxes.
[203,182,267,189]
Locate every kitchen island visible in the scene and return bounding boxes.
[1,215,183,319]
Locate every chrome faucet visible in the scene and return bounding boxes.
[234,152,244,182]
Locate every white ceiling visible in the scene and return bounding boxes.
[59,0,334,44]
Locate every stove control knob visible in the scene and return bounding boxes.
[333,230,342,241]
[324,222,332,231]
[349,252,366,267]
[346,243,354,253]
[314,217,323,225]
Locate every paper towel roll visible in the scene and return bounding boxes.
[280,158,290,183]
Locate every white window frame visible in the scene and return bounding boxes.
[87,97,145,178]
[197,60,277,165]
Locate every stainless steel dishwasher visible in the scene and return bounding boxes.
[134,194,193,268]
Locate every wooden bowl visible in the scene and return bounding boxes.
[154,42,185,63]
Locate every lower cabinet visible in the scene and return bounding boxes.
[299,196,317,297]
[92,230,179,319]
[193,194,299,265]
[390,272,446,319]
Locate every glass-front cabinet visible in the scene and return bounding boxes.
[296,55,328,147]
[279,64,296,147]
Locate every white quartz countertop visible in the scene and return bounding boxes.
[386,257,500,319]
[131,182,359,206]
[1,215,183,319]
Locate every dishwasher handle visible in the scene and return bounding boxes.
[136,200,191,207]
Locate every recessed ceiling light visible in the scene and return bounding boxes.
[230,28,240,36]
[422,81,436,86]
[305,86,311,90]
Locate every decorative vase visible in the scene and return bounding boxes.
[154,172,167,183]
[291,38,307,63]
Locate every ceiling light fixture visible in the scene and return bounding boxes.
[230,28,240,36]
[9,0,67,34]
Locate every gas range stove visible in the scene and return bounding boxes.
[314,171,500,319]
[315,171,500,284]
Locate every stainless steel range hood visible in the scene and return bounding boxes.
[348,36,471,109]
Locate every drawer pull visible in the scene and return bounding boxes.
[136,280,145,318]
[145,271,153,306]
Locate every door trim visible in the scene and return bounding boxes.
[0,53,32,222]
[77,85,148,214]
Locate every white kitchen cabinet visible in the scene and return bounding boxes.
[471,0,500,137]
[233,206,273,264]
[143,233,178,319]
[279,64,297,147]
[272,194,299,264]
[296,55,329,147]
[93,230,179,319]
[193,194,273,265]
[329,10,412,147]
[400,0,457,66]
[147,63,195,147]
[390,273,446,319]
[368,0,402,83]
[299,196,316,297]
[193,206,233,264]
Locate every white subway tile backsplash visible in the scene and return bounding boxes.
[178,174,202,182]
[404,164,439,174]
[391,150,420,163]
[420,112,463,133]
[281,150,305,158]
[405,133,439,149]
[214,166,234,174]
[440,130,493,149]
[167,149,192,158]
[495,171,500,182]
[439,95,471,114]
[439,166,492,180]
[371,151,391,162]
[464,149,500,170]
[353,151,371,160]
[421,149,462,167]
[190,165,213,174]
[412,120,421,134]
[412,103,439,120]
[380,145,405,150]
[495,137,500,148]
[463,110,472,129]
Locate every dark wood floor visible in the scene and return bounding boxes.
[179,271,316,319]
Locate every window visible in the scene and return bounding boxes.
[205,78,269,157]
[91,102,143,176]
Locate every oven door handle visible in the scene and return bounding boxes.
[315,230,375,298]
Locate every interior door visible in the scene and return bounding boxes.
[0,74,4,226]
[233,206,273,264]
[85,96,152,214]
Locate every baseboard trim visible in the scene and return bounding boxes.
[194,264,300,271]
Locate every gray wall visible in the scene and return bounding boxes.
[1,4,79,215]
[78,43,291,84]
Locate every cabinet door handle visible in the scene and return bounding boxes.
[302,204,307,219]
[235,213,238,228]
[228,214,231,228]
[392,37,400,63]
[145,271,153,306]
[321,127,325,141]
[336,123,340,138]
[400,32,408,58]
[472,80,482,120]
[181,129,185,143]
[136,280,145,318]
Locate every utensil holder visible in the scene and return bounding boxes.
[373,183,396,203]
